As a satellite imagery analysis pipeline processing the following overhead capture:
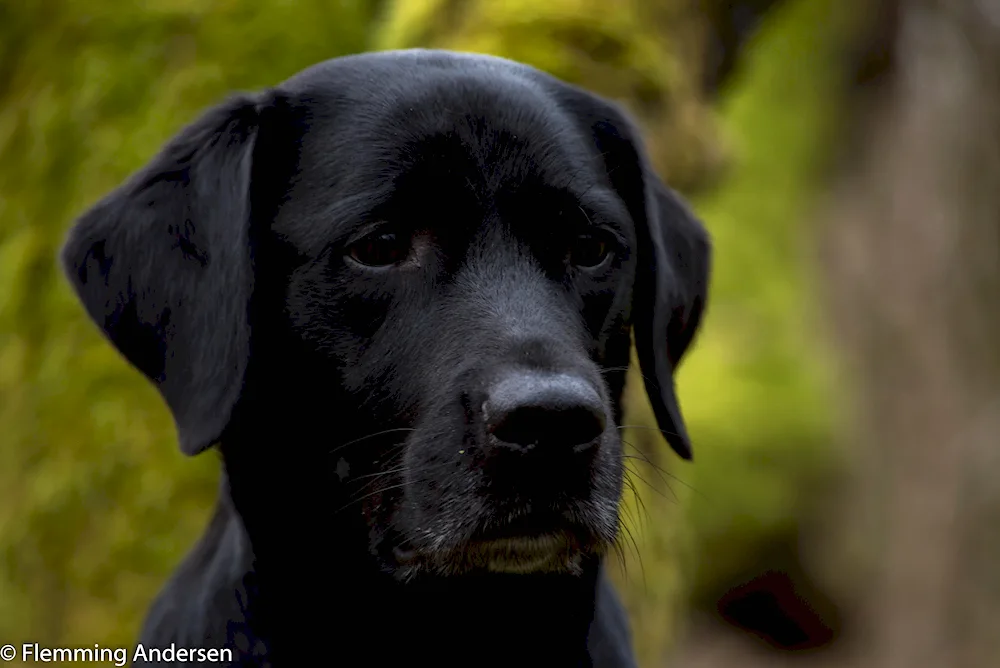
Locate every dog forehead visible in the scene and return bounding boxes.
[286,50,588,173]
[276,49,547,101]
[269,51,609,252]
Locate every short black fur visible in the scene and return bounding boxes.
[60,50,711,667]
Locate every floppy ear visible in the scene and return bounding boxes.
[60,93,268,456]
[582,102,711,460]
[631,176,711,460]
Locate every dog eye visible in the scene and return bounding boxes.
[568,232,613,268]
[347,231,410,267]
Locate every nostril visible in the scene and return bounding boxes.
[484,371,607,452]
[490,405,606,451]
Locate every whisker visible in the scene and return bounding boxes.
[616,424,683,440]
[622,455,677,499]
[347,459,454,498]
[620,439,708,501]
[335,481,413,515]
[612,537,628,576]
[614,516,645,587]
[622,451,678,503]
[624,458,677,504]
[621,471,651,528]
[329,427,417,456]
[350,464,412,482]
[345,443,411,481]
[619,480,639,527]
[624,520,645,585]
[612,473,650,586]
[599,365,659,386]
[330,442,410,494]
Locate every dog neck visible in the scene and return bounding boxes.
[213,436,602,667]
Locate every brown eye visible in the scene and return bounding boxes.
[568,232,612,268]
[347,231,410,267]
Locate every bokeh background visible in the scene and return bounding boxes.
[2,1,998,666]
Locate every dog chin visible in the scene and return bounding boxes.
[474,532,589,575]
[391,529,604,582]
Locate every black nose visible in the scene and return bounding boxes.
[484,371,607,452]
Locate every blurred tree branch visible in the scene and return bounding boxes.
[697,0,788,94]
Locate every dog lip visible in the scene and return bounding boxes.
[470,530,571,552]
[473,507,586,543]
[471,530,587,575]
[474,531,571,557]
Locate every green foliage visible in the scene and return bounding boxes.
[676,0,850,596]
[1,0,849,664]
[614,0,852,662]
[0,0,377,647]
[374,0,721,192]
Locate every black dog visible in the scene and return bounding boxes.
[61,49,710,667]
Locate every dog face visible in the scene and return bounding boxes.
[60,50,710,581]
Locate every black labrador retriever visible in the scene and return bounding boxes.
[60,49,710,667]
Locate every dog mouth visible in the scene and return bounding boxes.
[391,504,604,577]
[470,531,585,574]
[393,531,587,577]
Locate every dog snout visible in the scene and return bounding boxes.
[484,371,607,453]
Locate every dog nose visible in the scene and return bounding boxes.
[484,371,607,452]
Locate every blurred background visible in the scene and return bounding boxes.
[1,0,998,666]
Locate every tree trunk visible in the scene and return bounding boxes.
[819,1,1000,666]
[668,0,1000,666]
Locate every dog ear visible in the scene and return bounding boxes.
[60,93,270,456]
[631,177,710,460]
[577,99,711,460]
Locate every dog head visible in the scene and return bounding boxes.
[61,50,710,580]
